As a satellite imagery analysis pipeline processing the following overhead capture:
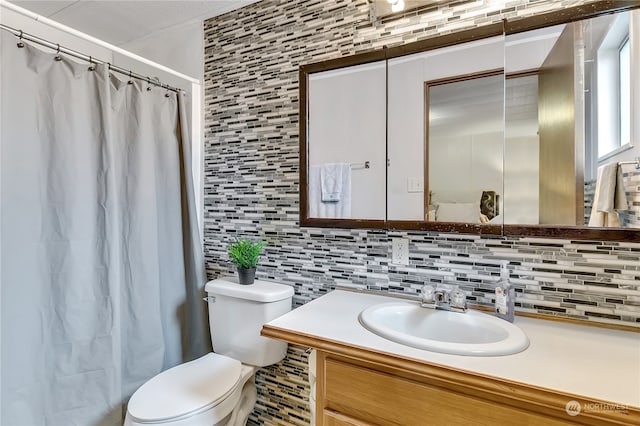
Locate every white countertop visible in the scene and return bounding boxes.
[266,290,640,408]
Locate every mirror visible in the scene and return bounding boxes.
[387,35,504,230]
[504,10,640,229]
[305,61,386,222]
[300,3,640,240]
[427,73,504,225]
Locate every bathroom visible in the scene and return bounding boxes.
[1,0,639,425]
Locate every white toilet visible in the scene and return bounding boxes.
[124,277,294,426]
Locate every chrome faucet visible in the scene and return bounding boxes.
[421,284,467,312]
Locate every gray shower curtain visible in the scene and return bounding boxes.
[0,33,209,425]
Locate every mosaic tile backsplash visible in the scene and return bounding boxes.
[203,1,639,424]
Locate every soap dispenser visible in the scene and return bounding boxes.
[495,261,515,322]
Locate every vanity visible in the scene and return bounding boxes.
[261,290,640,426]
[284,2,640,423]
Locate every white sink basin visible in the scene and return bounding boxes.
[358,302,529,356]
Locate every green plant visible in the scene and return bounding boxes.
[228,239,266,269]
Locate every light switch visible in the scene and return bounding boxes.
[407,177,423,193]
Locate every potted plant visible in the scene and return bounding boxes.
[228,239,266,285]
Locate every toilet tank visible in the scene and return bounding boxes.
[205,277,294,367]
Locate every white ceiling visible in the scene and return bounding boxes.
[9,0,259,46]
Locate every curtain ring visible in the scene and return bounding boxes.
[88,55,95,71]
[164,84,170,98]
[17,30,25,48]
[128,70,134,85]
[146,77,152,91]
[54,44,62,61]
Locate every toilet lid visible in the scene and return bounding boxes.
[127,353,242,422]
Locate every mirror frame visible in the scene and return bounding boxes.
[299,0,640,242]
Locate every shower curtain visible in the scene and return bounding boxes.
[0,33,210,425]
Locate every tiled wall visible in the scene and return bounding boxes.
[585,180,596,225]
[621,169,640,227]
[203,1,639,424]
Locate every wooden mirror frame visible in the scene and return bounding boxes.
[299,0,640,241]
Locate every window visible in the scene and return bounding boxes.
[596,14,631,158]
[619,37,630,147]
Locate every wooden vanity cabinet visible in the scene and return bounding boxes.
[314,351,633,426]
[261,310,639,426]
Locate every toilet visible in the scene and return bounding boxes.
[124,277,294,426]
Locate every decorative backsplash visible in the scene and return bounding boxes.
[203,0,638,424]
[620,169,640,227]
[584,180,596,225]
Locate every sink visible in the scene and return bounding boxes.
[358,302,529,356]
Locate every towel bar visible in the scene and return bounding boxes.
[618,158,640,170]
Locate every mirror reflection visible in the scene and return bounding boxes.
[307,62,386,220]
[387,36,504,223]
[504,73,539,224]
[505,10,640,228]
[302,7,640,234]
[427,72,504,225]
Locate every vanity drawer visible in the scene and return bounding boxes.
[323,409,375,426]
[321,357,573,426]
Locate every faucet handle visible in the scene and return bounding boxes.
[421,284,435,306]
[449,287,467,311]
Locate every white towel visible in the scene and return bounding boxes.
[588,163,628,227]
[321,163,348,202]
[308,164,352,218]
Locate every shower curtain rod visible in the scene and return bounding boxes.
[0,0,199,86]
[0,24,181,93]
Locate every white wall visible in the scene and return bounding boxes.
[0,8,113,61]
[386,55,425,221]
[0,7,202,102]
[118,20,203,92]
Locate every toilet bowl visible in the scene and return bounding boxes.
[124,354,256,426]
[124,278,294,426]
